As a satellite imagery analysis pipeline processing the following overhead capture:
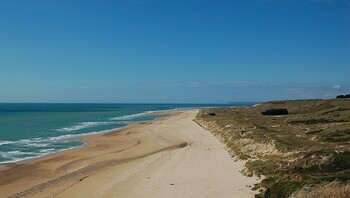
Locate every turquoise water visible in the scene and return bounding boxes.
[0,103,253,164]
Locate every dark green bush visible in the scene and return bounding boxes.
[261,108,288,116]
[336,94,350,99]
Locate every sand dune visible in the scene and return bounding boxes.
[0,110,259,198]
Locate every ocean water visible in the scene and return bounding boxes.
[0,103,253,164]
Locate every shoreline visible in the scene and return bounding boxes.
[0,109,177,167]
[0,109,259,197]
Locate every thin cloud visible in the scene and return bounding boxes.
[142,81,204,89]
[207,80,255,86]
[143,80,260,89]
[334,85,341,89]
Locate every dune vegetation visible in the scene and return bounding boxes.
[290,181,350,198]
[195,98,350,197]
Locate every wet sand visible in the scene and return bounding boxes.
[0,110,259,198]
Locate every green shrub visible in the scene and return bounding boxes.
[261,109,288,116]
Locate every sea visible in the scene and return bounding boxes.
[0,103,254,164]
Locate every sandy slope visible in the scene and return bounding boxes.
[0,110,259,198]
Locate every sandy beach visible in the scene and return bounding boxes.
[0,109,259,198]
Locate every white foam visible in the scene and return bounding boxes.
[55,121,126,132]
[18,139,37,143]
[0,141,14,146]
[0,150,36,158]
[39,148,55,153]
[0,155,40,164]
[24,142,49,147]
[8,150,23,154]
[16,138,45,145]
[49,128,122,141]
[107,109,173,121]
[48,134,83,141]
[0,145,85,164]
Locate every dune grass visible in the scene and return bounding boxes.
[290,181,350,198]
[195,99,350,197]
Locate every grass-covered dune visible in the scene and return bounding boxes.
[195,98,350,198]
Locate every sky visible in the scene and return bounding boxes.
[0,0,349,103]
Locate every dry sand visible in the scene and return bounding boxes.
[0,110,259,198]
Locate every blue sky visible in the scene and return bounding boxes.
[0,0,349,103]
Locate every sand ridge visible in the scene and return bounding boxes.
[0,110,259,198]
